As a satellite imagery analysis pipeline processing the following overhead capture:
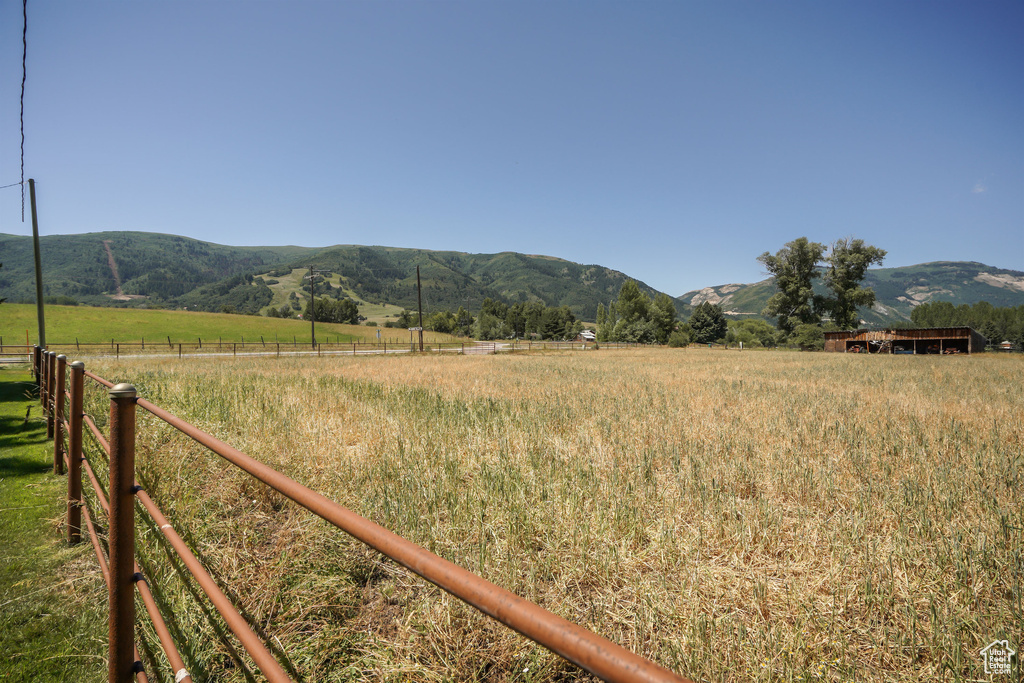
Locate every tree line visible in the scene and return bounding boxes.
[245,235,1019,351]
[424,299,584,341]
[909,300,1024,349]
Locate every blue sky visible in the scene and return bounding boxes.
[2,1,1021,296]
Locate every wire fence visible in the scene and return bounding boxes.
[30,345,688,683]
[4,338,638,360]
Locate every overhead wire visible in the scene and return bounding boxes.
[21,0,28,220]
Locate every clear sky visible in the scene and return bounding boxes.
[1,1,1021,296]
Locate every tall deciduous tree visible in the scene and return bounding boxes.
[758,237,827,334]
[689,302,727,344]
[822,239,886,329]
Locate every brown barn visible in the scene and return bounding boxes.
[824,327,987,355]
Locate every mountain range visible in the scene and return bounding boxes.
[679,261,1024,325]
[2,231,1023,324]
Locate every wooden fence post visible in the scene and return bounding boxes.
[53,355,67,475]
[107,383,138,683]
[67,361,84,544]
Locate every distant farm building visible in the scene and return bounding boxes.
[824,327,987,355]
[577,329,597,343]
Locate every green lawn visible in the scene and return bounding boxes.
[0,367,106,682]
[1,303,366,346]
[1,303,460,348]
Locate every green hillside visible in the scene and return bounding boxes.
[0,232,668,320]
[281,245,671,319]
[679,261,1024,326]
[0,232,317,306]
[4,231,1022,327]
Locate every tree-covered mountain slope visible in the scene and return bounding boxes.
[0,232,667,319]
[0,231,317,305]
[3,230,1020,325]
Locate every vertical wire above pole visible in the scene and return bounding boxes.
[21,0,28,220]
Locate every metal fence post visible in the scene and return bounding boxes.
[40,349,48,411]
[53,355,67,475]
[45,352,55,437]
[67,361,84,544]
[108,383,138,683]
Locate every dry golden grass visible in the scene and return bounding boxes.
[79,349,1023,682]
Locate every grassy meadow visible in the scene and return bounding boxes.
[62,349,1023,682]
[0,303,457,349]
[0,369,106,681]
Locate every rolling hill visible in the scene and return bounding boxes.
[3,231,1022,325]
[0,231,317,305]
[0,232,670,320]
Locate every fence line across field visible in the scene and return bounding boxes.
[30,345,687,683]
[9,339,637,360]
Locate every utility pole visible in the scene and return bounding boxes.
[304,266,328,348]
[416,265,424,352]
[28,179,46,348]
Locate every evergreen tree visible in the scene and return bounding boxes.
[650,292,678,344]
[689,302,727,344]
[615,280,650,324]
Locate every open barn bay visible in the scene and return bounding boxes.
[81,350,1022,682]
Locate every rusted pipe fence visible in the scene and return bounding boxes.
[34,345,692,683]
[38,347,189,683]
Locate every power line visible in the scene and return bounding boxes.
[20,0,28,220]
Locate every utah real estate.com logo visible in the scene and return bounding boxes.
[980,640,1015,675]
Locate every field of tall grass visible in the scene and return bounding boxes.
[76,349,1022,682]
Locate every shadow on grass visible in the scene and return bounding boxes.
[0,372,37,404]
